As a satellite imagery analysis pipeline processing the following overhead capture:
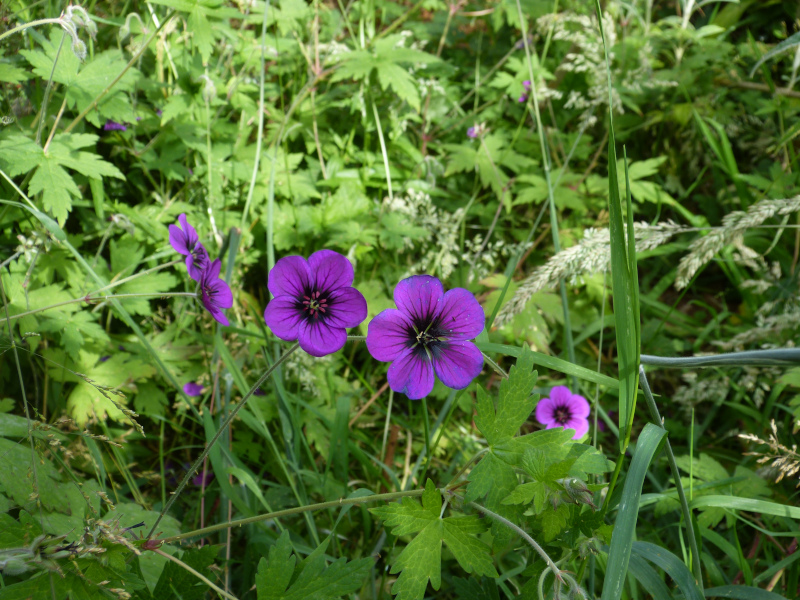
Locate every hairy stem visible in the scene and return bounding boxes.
[152,548,240,600]
[160,487,431,544]
[2,292,197,322]
[147,342,301,537]
[0,17,63,43]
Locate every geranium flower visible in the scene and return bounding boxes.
[183,382,204,397]
[199,259,233,326]
[467,126,478,138]
[518,80,532,103]
[103,120,127,131]
[535,386,590,439]
[264,250,367,357]
[169,214,210,281]
[366,275,484,400]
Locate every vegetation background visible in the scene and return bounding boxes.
[1,0,800,598]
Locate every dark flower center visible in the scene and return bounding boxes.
[408,316,448,361]
[191,245,208,266]
[302,290,328,319]
[554,405,572,425]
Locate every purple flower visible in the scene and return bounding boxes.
[523,80,532,90]
[518,94,528,103]
[264,250,367,357]
[467,126,478,138]
[104,120,127,131]
[193,470,214,487]
[183,382,204,397]
[366,275,484,400]
[535,386,590,439]
[169,214,210,281]
[199,259,233,326]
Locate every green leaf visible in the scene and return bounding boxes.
[705,585,790,600]
[540,504,570,541]
[630,541,704,600]
[0,134,43,176]
[48,134,126,181]
[473,344,538,445]
[601,423,667,600]
[0,63,28,84]
[371,480,496,600]
[27,155,80,223]
[463,452,521,548]
[256,530,372,600]
[376,62,420,110]
[151,545,220,600]
[749,30,800,77]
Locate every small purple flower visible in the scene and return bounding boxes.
[254,387,266,396]
[523,80,532,90]
[183,382,204,397]
[99,355,110,362]
[193,470,214,487]
[264,250,367,357]
[366,275,484,400]
[535,386,590,439]
[169,214,210,281]
[199,259,233,326]
[518,94,528,103]
[104,120,127,131]
[467,126,478,138]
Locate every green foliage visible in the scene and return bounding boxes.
[255,530,373,600]
[371,480,497,600]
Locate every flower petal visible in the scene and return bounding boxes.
[298,318,347,357]
[366,309,413,362]
[203,259,222,282]
[562,417,589,439]
[268,256,312,298]
[432,341,483,390]
[437,288,485,340]
[535,396,557,427]
[264,296,303,341]
[393,275,444,323]
[169,224,189,255]
[210,277,233,309]
[178,214,198,247]
[387,350,435,400]
[183,382,204,396]
[309,250,354,291]
[566,392,590,419]
[324,286,367,329]
[206,306,230,326]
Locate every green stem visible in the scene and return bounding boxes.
[468,501,563,583]
[2,292,197,322]
[63,10,176,134]
[147,342,301,538]
[90,258,183,295]
[0,17,63,43]
[153,548,240,600]
[160,487,430,544]
[600,450,625,517]
[639,366,703,591]
[421,396,431,469]
[371,95,393,201]
[515,0,576,385]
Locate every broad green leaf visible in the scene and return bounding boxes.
[151,545,220,600]
[540,504,569,541]
[48,134,125,181]
[256,530,372,600]
[0,134,43,176]
[372,480,497,600]
[27,155,80,223]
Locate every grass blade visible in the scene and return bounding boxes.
[600,423,666,600]
[630,541,704,600]
[705,586,789,600]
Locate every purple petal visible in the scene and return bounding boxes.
[518,94,528,103]
[187,243,210,281]
[203,258,222,282]
[566,392,590,419]
[387,350,435,400]
[523,80,531,90]
[268,256,312,298]
[264,296,303,341]
[178,214,199,248]
[561,417,589,439]
[432,341,483,390]
[324,287,367,329]
[193,470,214,487]
[206,306,230,326]
[183,382,204,396]
[298,318,347,357]
[366,309,413,362]
[394,275,444,322]
[209,277,233,309]
[438,288,485,340]
[535,396,557,426]
[169,224,189,255]
[308,250,354,291]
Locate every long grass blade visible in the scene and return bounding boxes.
[630,541,704,600]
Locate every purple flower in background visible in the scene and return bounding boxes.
[169,213,210,281]
[199,259,233,326]
[467,126,478,138]
[366,275,484,400]
[519,80,532,103]
[193,470,214,487]
[183,382,204,397]
[264,250,367,357]
[99,355,110,362]
[104,120,127,131]
[535,386,590,439]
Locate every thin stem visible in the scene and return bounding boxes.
[0,17,63,44]
[371,96,393,201]
[152,548,240,600]
[421,397,431,470]
[2,292,197,322]
[63,11,176,134]
[160,487,430,544]
[147,342,301,538]
[446,447,489,488]
[468,501,563,583]
[481,352,509,379]
[90,258,183,295]
[641,348,800,368]
[36,31,66,146]
[640,366,703,591]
